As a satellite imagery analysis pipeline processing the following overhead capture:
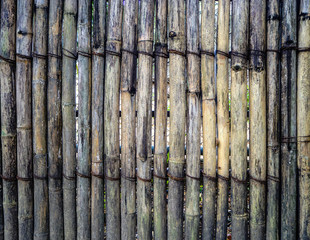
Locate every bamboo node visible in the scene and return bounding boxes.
[168,156,185,164]
[167,172,185,182]
[266,49,280,54]
[298,47,310,52]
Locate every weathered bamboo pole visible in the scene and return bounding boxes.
[0,1,17,239]
[153,0,168,239]
[0,1,3,238]
[297,1,310,238]
[230,0,249,239]
[266,0,280,239]
[16,0,33,239]
[62,0,77,239]
[185,0,201,239]
[201,0,216,239]
[32,0,49,239]
[249,0,267,239]
[167,0,186,239]
[216,0,230,239]
[77,0,92,238]
[120,1,138,239]
[104,1,122,239]
[280,0,297,238]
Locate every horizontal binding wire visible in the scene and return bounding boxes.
[77,50,92,58]
[91,171,104,179]
[186,173,200,181]
[281,45,297,51]
[16,176,32,181]
[167,172,185,182]
[231,175,247,184]
[47,52,62,59]
[0,174,17,182]
[281,136,297,143]
[92,51,105,58]
[137,50,153,58]
[76,171,91,179]
[218,174,229,182]
[298,47,310,52]
[63,173,75,180]
[230,51,248,60]
[106,49,121,57]
[33,174,47,180]
[16,53,32,60]
[202,172,217,182]
[121,48,137,56]
[32,52,47,59]
[168,49,186,57]
[186,50,200,57]
[153,173,167,181]
[266,49,280,54]
[121,174,136,182]
[0,54,15,64]
[200,49,215,57]
[62,48,77,60]
[105,175,120,181]
[249,174,266,184]
[137,175,152,182]
[267,174,280,182]
[298,135,310,143]
[154,51,169,58]
[216,49,230,58]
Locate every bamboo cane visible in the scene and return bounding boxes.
[0,2,3,238]
[167,0,186,239]
[297,1,310,238]
[266,0,280,239]
[153,0,168,239]
[0,1,18,239]
[120,1,138,239]
[16,0,33,239]
[230,1,249,239]
[62,0,77,239]
[201,1,216,239]
[249,0,267,239]
[77,0,92,239]
[32,0,49,239]
[280,1,297,239]
[216,0,230,239]
[104,1,122,239]
[185,0,201,239]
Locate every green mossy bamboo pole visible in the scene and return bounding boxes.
[297,1,310,238]
[0,1,17,239]
[167,0,186,239]
[104,1,122,239]
[249,0,267,239]
[230,0,249,239]
[216,0,230,239]
[62,0,77,239]
[185,0,201,239]
[266,0,280,239]
[16,0,33,239]
[77,0,92,239]
[120,1,138,239]
[153,0,168,239]
[280,0,297,238]
[201,1,216,239]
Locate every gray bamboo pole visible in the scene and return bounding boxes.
[297,1,310,238]
[0,0,2,237]
[249,0,267,239]
[153,0,168,239]
[0,1,17,239]
[230,0,249,239]
[16,0,33,239]
[266,0,280,239]
[216,0,230,239]
[32,0,49,239]
[167,0,186,239]
[120,1,138,239]
[185,0,201,239]
[77,0,92,238]
[62,0,77,239]
[201,1,216,239]
[280,0,297,239]
[104,1,122,239]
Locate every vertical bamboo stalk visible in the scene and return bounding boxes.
[104,1,122,239]
[16,0,33,239]
[62,0,77,239]
[77,0,92,239]
[297,1,310,238]
[216,0,230,239]
[153,0,168,239]
[0,2,3,238]
[230,0,249,239]
[91,0,106,239]
[266,0,280,239]
[167,0,186,239]
[120,1,138,239]
[249,0,267,239]
[280,0,297,238]
[0,1,17,239]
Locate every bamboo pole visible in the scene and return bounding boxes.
[230,0,249,239]
[167,0,186,239]
[185,0,201,239]
[0,1,2,238]
[62,0,77,239]
[249,0,267,239]
[32,0,49,239]
[297,1,310,238]
[0,1,17,239]
[91,0,106,239]
[201,1,216,239]
[280,1,298,239]
[120,1,138,239]
[16,0,33,239]
[104,1,122,239]
[153,0,168,239]
[76,0,92,238]
[216,0,230,239]
[266,0,280,239]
